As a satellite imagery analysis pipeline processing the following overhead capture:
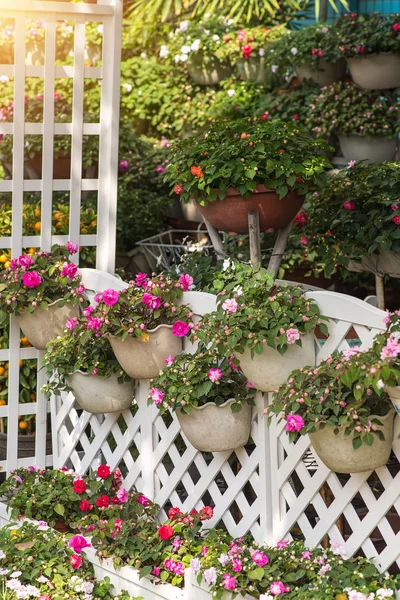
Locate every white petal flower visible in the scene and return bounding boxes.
[123,83,132,93]
[191,39,201,52]
[175,54,181,63]
[377,379,385,389]
[259,48,265,56]
[227,89,235,97]
[140,52,147,59]
[212,34,220,41]
[180,54,189,62]
[291,47,298,55]
[159,45,169,58]
[181,45,191,54]
[271,65,278,73]
[179,21,188,31]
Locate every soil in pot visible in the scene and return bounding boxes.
[187,55,233,86]
[53,520,72,534]
[198,185,304,234]
[235,56,268,83]
[338,135,397,164]
[347,53,400,90]
[309,409,396,474]
[235,332,315,392]
[107,325,182,379]
[0,432,52,459]
[296,59,346,87]
[15,300,80,350]
[67,371,135,414]
[177,399,252,452]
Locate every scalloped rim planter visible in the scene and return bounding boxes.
[385,386,400,418]
[235,56,268,83]
[187,57,233,86]
[234,332,315,393]
[107,325,182,380]
[309,410,396,474]
[295,58,346,86]
[15,299,80,350]
[338,135,397,164]
[177,399,252,452]
[66,371,134,414]
[347,52,400,90]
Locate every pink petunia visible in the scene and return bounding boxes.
[18,255,35,269]
[151,388,164,405]
[65,241,79,255]
[116,488,128,503]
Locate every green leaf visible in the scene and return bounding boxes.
[247,567,265,581]
[54,503,65,516]
[139,565,153,579]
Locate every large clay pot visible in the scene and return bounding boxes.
[15,299,80,350]
[107,325,182,379]
[197,185,304,234]
[338,135,397,164]
[0,432,52,459]
[177,399,252,452]
[236,56,268,83]
[347,53,400,90]
[309,410,396,474]
[235,332,315,393]
[187,55,233,86]
[296,59,346,87]
[385,386,400,417]
[67,371,135,414]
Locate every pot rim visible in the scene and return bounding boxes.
[311,408,395,432]
[106,323,173,340]
[68,369,128,379]
[180,398,246,412]
[347,51,400,60]
[16,297,74,315]
[338,133,397,141]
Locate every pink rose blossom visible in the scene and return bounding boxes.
[76,285,85,295]
[343,200,355,210]
[18,254,35,269]
[246,380,255,388]
[151,388,164,405]
[116,488,128,503]
[142,293,161,310]
[61,262,78,278]
[66,317,78,330]
[286,328,300,345]
[232,558,242,572]
[252,550,269,566]
[65,241,79,254]
[119,159,129,172]
[137,495,150,507]
[179,273,194,291]
[222,298,238,314]
[152,566,161,576]
[208,368,223,383]
[285,414,304,432]
[22,271,41,287]
[69,554,82,569]
[229,355,240,371]
[103,289,119,306]
[87,316,102,331]
[135,272,148,287]
[277,539,290,549]
[172,321,190,337]
[69,535,90,554]
[94,292,103,304]
[222,574,236,590]
[83,306,94,317]
[270,581,290,595]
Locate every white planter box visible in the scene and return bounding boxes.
[185,569,254,600]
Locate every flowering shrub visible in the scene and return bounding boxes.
[336,12,400,57]
[165,117,330,205]
[222,24,287,63]
[148,348,256,415]
[264,82,321,130]
[305,81,399,138]
[270,348,393,449]
[301,162,400,276]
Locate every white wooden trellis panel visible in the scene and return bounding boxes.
[51,273,400,576]
[0,0,122,475]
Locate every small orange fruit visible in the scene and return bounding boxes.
[56,222,63,229]
[34,208,41,218]
[30,393,36,401]
[0,399,6,406]
[34,222,41,231]
[0,367,5,376]
[19,359,23,367]
[4,261,10,269]
[19,421,29,430]
[0,254,8,263]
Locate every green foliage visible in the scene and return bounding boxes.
[336,12,400,56]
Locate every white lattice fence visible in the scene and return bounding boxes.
[0,0,122,474]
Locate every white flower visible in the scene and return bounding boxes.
[322,26,328,33]
[123,83,132,93]
[212,34,220,41]
[181,44,191,54]
[175,54,181,63]
[204,29,210,35]
[26,585,40,597]
[190,557,201,574]
[260,595,274,600]
[376,590,394,599]
[140,52,147,59]
[259,48,265,56]
[203,567,217,584]
[271,65,278,73]
[82,582,94,594]
[291,47,298,55]
[318,563,332,576]
[222,258,234,271]
[204,12,211,18]
[191,39,201,52]
[10,571,22,578]
[0,550,5,559]
[233,285,243,296]
[227,89,235,97]
[159,45,169,58]
[330,539,347,558]
[0,75,9,83]
[227,18,234,25]
[179,20,188,31]
[138,89,142,96]
[180,54,189,62]
[218,553,230,565]
[36,576,48,583]
[377,379,385,389]
[97,24,103,34]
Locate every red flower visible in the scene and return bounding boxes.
[293,114,299,121]
[343,200,355,210]
[311,48,318,56]
[300,236,309,247]
[158,525,174,540]
[242,43,252,59]
[260,112,269,120]
[394,215,400,225]
[393,23,400,31]
[294,211,308,227]
[96,495,110,508]
[200,506,214,520]
[174,184,184,194]
[168,507,183,520]
[97,464,111,479]
[191,165,204,178]
[70,554,82,569]
[73,479,87,494]
[80,500,90,511]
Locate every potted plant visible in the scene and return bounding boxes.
[41,313,134,414]
[0,243,85,350]
[269,23,346,86]
[195,264,325,392]
[336,13,400,89]
[149,348,256,452]
[306,82,399,163]
[270,348,396,473]
[89,274,193,379]
[300,162,400,278]
[165,118,330,234]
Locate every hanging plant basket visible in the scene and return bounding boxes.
[235,56,268,83]
[347,52,400,90]
[296,59,346,87]
[187,55,233,86]
[67,371,135,414]
[234,332,315,393]
[107,325,182,379]
[338,135,397,164]
[197,185,304,234]
[385,386,400,417]
[348,251,400,279]
[309,409,396,474]
[177,399,252,452]
[15,299,80,350]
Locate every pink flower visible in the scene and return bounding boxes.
[137,495,150,506]
[302,551,312,559]
[18,254,35,269]
[83,306,94,317]
[135,272,148,287]
[142,293,161,310]
[94,292,103,304]
[156,165,166,174]
[87,316,102,331]
[9,258,19,270]
[76,285,85,295]
[65,241,79,254]
[394,215,400,226]
[252,550,269,566]
[343,200,355,210]
[103,289,119,306]
[229,355,240,371]
[270,581,289,595]
[151,388,164,405]
[119,159,129,172]
[172,537,182,551]
[208,368,223,383]
[285,414,304,432]
[237,29,246,42]
[246,380,255,388]
[347,160,356,168]
[116,488,128,503]
[164,354,175,366]
[277,539,290,549]
[66,317,78,330]
[172,321,190,337]
[174,184,184,194]
[69,554,82,569]
[222,298,238,314]
[380,335,400,360]
[393,23,400,31]
[232,558,242,572]
[69,535,90,554]
[61,262,78,278]
[152,566,161,576]
[286,328,300,345]
[92,368,98,375]
[222,574,236,590]
[22,271,41,288]
[300,236,309,247]
[179,273,194,291]
[294,211,308,226]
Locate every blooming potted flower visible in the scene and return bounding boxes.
[195,264,325,392]
[88,273,193,379]
[149,348,256,452]
[0,242,85,349]
[165,118,330,234]
[270,348,395,473]
[336,13,400,89]
[41,312,134,414]
[306,82,399,163]
[269,23,346,86]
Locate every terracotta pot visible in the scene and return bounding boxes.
[296,59,346,87]
[235,56,268,83]
[15,299,80,350]
[28,154,99,179]
[235,332,315,393]
[107,325,182,379]
[309,410,396,474]
[338,135,397,164]
[198,185,304,234]
[347,52,400,90]
[177,399,252,452]
[187,56,233,86]
[67,371,135,414]
[53,520,72,534]
[0,432,52,460]
[385,385,400,417]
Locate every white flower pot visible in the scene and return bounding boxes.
[347,52,400,90]
[15,299,80,350]
[187,56,233,86]
[338,135,397,164]
[296,59,346,87]
[234,332,315,393]
[235,56,268,83]
[67,371,135,414]
[107,325,182,379]
[309,410,395,474]
[177,399,252,452]
[385,386,400,418]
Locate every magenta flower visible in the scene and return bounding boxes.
[86,316,102,331]
[179,273,194,291]
[252,550,269,566]
[301,551,312,560]
[69,554,82,569]
[152,566,161,576]
[135,272,148,287]
[277,539,290,549]
[208,368,223,383]
[103,289,119,306]
[61,262,78,278]
[137,494,150,507]
[65,241,79,255]
[151,388,164,405]
[201,545,208,556]
[69,535,91,554]
[228,355,240,371]
[66,317,78,330]
[22,271,41,288]
[232,558,242,572]
[222,574,236,590]
[142,293,161,310]
[91,368,99,375]
[347,160,356,168]
[172,321,190,337]
[156,165,166,174]
[343,200,355,210]
[172,537,182,551]
[76,285,85,295]
[83,306,94,317]
[270,581,289,595]
[119,159,129,172]
[246,380,255,388]
[222,298,238,314]
[18,255,34,269]
[164,354,175,366]
[9,258,19,270]
[286,328,300,345]
[94,292,103,304]
[116,488,128,503]
[285,414,304,432]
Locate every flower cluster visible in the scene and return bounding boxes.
[335,13,400,57]
[222,24,287,62]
